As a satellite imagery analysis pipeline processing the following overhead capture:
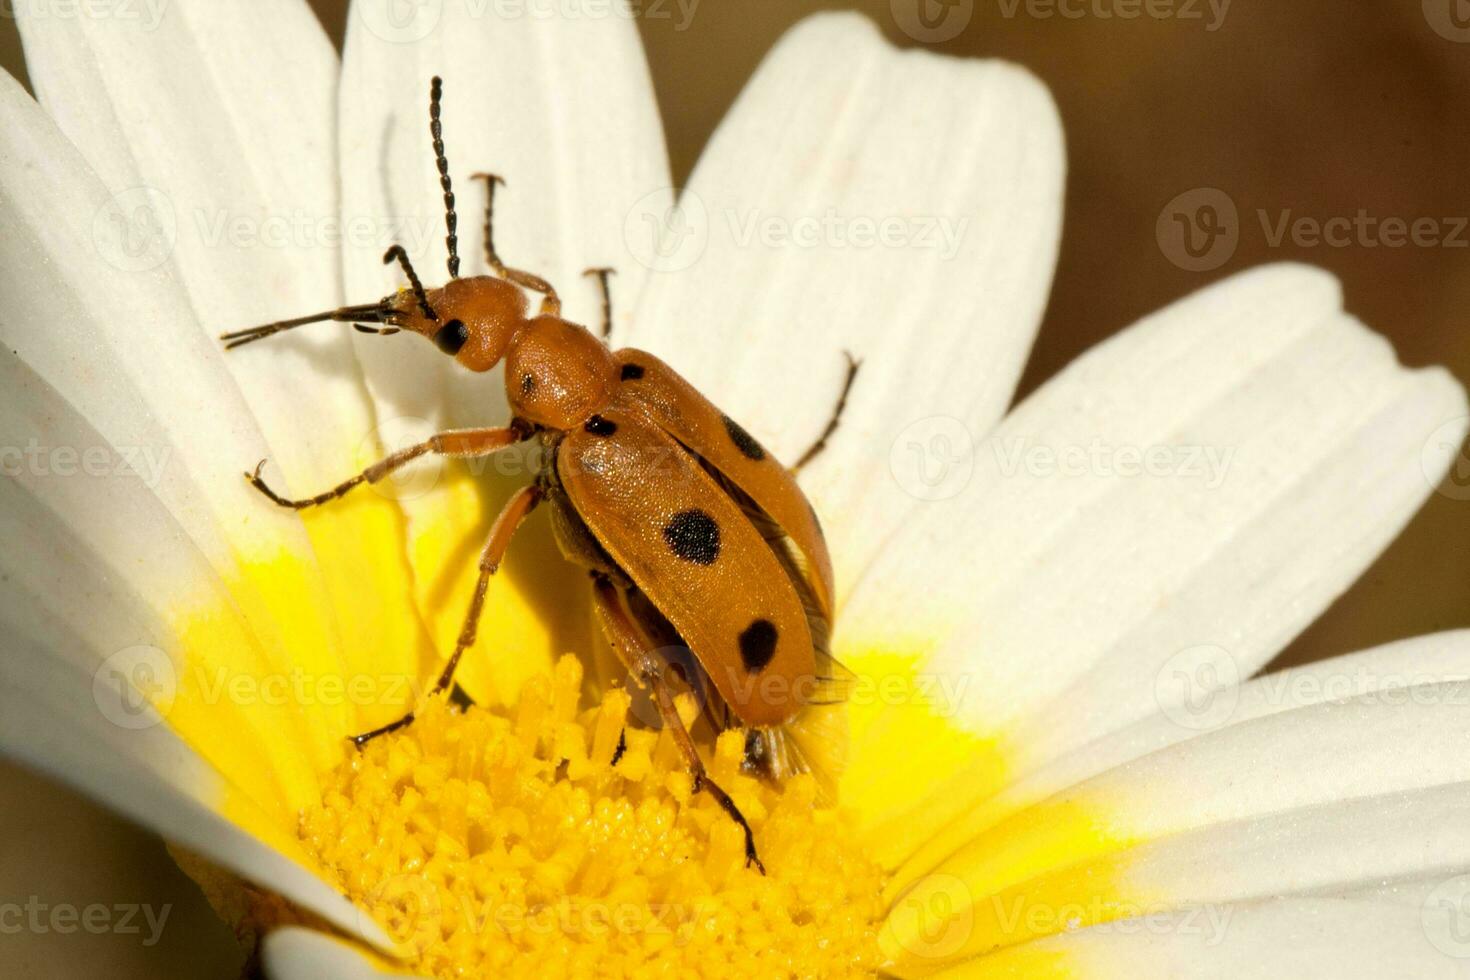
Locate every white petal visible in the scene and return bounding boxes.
[15,0,434,704]
[264,927,418,979]
[0,339,334,803]
[0,340,385,952]
[0,69,372,715]
[338,0,671,704]
[841,264,1468,860]
[885,679,1470,970]
[627,13,1065,592]
[1094,783,1470,941]
[13,0,356,488]
[0,669,388,953]
[944,883,1470,979]
[894,630,1470,894]
[0,480,387,951]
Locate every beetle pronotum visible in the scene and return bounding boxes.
[222,77,860,871]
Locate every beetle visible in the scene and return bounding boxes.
[221,78,859,871]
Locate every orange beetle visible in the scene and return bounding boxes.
[222,78,859,871]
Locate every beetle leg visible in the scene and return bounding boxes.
[246,421,532,510]
[583,267,616,339]
[469,173,562,315]
[348,483,543,748]
[792,351,862,473]
[590,574,766,874]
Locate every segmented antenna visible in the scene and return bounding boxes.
[219,302,398,350]
[429,76,459,280]
[383,245,437,321]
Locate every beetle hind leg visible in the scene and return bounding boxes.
[583,266,616,339]
[590,574,766,874]
[792,351,862,473]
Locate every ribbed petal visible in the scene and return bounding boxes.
[16,0,434,729]
[1,8,416,949]
[263,927,417,979]
[885,676,1470,973]
[626,13,1065,597]
[895,630,1470,896]
[0,69,383,779]
[0,361,386,948]
[838,264,1468,867]
[942,879,1470,979]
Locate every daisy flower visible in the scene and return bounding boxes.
[3,3,1469,977]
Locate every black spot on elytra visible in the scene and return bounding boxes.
[520,373,537,395]
[433,318,469,355]
[722,415,765,461]
[620,363,645,381]
[584,415,618,436]
[738,619,779,673]
[662,509,720,565]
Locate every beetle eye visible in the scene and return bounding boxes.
[433,318,469,355]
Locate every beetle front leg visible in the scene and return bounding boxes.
[589,574,766,874]
[348,483,543,748]
[247,421,532,510]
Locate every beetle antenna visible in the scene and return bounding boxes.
[220,302,398,350]
[429,76,460,280]
[383,244,438,321]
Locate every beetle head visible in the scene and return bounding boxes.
[220,270,531,375]
[389,275,529,372]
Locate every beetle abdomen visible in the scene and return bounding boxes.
[557,408,816,727]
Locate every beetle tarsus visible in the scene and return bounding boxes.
[348,711,416,749]
[244,459,302,509]
[701,775,766,875]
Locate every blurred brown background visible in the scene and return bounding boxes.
[1,1,1466,975]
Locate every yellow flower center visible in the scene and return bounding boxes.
[299,656,887,977]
